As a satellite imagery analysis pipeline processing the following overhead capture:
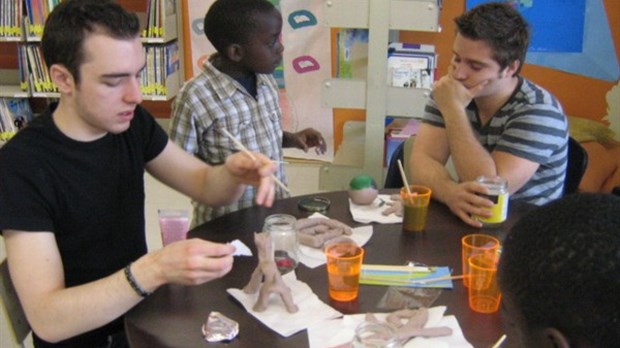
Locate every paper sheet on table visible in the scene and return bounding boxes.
[227,272,342,337]
[350,194,403,224]
[230,239,252,256]
[307,306,473,348]
[298,213,373,268]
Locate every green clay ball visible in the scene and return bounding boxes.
[349,175,377,190]
[349,175,378,205]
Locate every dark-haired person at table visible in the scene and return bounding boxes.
[498,193,620,347]
[169,0,326,227]
[0,1,277,347]
[409,2,568,227]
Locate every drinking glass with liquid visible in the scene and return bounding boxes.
[473,175,509,228]
[263,214,299,275]
[353,322,401,348]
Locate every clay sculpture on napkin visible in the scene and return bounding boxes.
[366,307,452,341]
[381,194,403,217]
[296,217,353,248]
[243,232,299,313]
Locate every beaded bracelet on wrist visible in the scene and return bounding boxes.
[124,263,151,298]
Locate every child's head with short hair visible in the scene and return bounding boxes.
[203,0,283,75]
[499,193,620,348]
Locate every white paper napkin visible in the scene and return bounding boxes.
[403,315,472,348]
[230,239,252,256]
[227,272,342,337]
[297,213,373,268]
[307,306,473,348]
[350,194,403,224]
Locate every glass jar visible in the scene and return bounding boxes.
[263,214,299,275]
[353,322,401,348]
[474,175,509,228]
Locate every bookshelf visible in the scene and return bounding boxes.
[319,0,440,189]
[0,0,183,102]
[139,0,182,101]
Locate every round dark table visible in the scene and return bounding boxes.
[125,191,533,348]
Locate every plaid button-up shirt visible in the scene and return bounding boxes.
[169,59,289,227]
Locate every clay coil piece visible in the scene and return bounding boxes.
[295,217,353,248]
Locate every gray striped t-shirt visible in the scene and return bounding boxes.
[423,77,568,205]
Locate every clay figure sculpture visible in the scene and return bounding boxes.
[365,308,452,342]
[295,217,353,248]
[243,232,299,313]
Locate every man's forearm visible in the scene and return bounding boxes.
[198,165,245,206]
[443,111,497,181]
[20,268,142,343]
[410,156,458,205]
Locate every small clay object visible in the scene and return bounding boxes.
[381,194,403,217]
[348,175,379,205]
[242,232,298,313]
[386,308,428,328]
[295,217,353,248]
[354,308,453,346]
[385,307,453,340]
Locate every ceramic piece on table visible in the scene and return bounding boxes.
[242,232,299,313]
[348,175,378,205]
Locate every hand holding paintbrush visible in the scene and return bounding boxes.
[219,128,290,194]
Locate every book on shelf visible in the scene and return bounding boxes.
[384,117,420,167]
[144,45,156,95]
[0,0,23,39]
[142,0,177,42]
[24,44,58,94]
[335,36,437,90]
[24,0,61,39]
[17,44,28,92]
[141,40,179,99]
[387,42,435,55]
[335,28,368,79]
[0,97,33,145]
[387,42,437,90]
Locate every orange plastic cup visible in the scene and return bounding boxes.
[461,234,500,287]
[468,254,502,313]
[400,185,432,233]
[324,241,365,302]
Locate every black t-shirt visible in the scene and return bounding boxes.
[0,103,168,347]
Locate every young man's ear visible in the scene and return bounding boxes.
[49,64,75,94]
[225,43,244,63]
[503,60,520,78]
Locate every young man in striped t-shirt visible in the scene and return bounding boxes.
[409,2,568,227]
